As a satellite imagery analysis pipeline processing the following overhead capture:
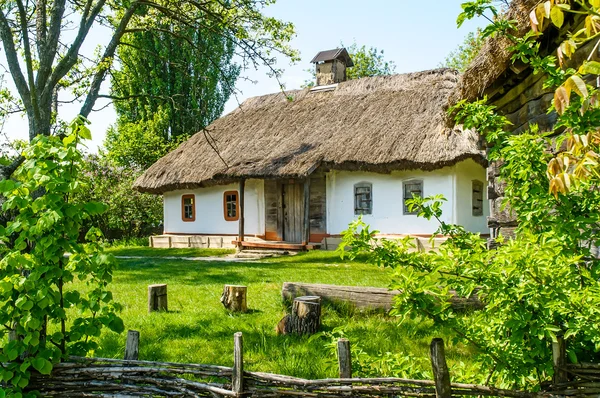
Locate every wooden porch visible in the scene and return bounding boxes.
[232,239,320,251]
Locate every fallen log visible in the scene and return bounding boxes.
[281,282,484,311]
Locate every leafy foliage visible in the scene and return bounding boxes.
[335,0,600,388]
[104,110,184,170]
[73,154,163,240]
[440,29,485,72]
[106,11,241,169]
[339,205,600,388]
[0,119,123,395]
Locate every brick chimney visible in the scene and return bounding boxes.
[310,48,354,86]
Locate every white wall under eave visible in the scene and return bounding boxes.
[454,158,490,234]
[163,179,265,235]
[326,169,455,235]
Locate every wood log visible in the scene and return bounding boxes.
[233,332,244,394]
[288,296,321,335]
[337,338,352,378]
[282,282,484,311]
[220,285,247,312]
[124,330,140,360]
[430,338,451,398]
[148,284,168,312]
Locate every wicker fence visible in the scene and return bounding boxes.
[20,330,587,398]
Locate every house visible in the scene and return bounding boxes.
[447,0,591,245]
[134,49,490,250]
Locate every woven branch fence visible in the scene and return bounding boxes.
[18,331,600,397]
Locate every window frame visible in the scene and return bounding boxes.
[403,179,423,215]
[472,180,484,217]
[354,182,373,216]
[181,194,196,222]
[223,190,240,222]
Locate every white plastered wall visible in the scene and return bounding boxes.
[163,179,265,235]
[454,158,490,234]
[326,168,455,235]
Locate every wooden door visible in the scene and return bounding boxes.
[282,182,303,243]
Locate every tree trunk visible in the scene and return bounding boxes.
[220,285,247,312]
[287,296,321,335]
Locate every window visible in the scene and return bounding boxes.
[403,180,423,215]
[472,180,484,216]
[223,190,239,221]
[354,182,372,215]
[181,194,195,222]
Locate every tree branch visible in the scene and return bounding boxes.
[44,0,106,100]
[0,8,32,113]
[16,0,41,130]
[36,0,67,92]
[79,2,139,118]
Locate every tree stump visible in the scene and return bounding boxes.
[148,284,168,312]
[220,285,247,312]
[288,296,321,335]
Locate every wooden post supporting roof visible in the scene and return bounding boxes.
[303,177,310,246]
[239,179,245,243]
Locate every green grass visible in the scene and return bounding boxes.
[106,246,236,257]
[81,249,476,380]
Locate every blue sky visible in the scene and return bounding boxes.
[4,0,486,151]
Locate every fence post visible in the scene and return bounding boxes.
[553,336,568,385]
[124,330,140,360]
[430,338,451,398]
[337,338,352,378]
[233,332,244,395]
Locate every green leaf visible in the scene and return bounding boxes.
[32,357,52,375]
[579,61,600,75]
[62,134,76,146]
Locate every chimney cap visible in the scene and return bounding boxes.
[310,48,354,67]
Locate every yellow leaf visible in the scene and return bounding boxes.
[565,75,589,98]
[537,4,547,27]
[551,6,564,28]
[554,86,569,115]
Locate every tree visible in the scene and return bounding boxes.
[345,42,396,80]
[0,119,124,394]
[440,29,484,72]
[0,0,298,180]
[105,12,241,168]
[302,42,396,88]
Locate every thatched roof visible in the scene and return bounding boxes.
[448,0,540,106]
[135,68,485,194]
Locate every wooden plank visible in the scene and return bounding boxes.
[303,178,310,245]
[430,338,451,398]
[309,171,327,236]
[124,330,140,360]
[553,336,568,385]
[234,240,307,251]
[282,282,484,311]
[232,332,244,394]
[239,179,245,243]
[337,338,352,378]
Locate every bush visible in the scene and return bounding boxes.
[74,155,162,241]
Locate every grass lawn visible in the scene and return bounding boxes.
[84,249,476,380]
[106,246,236,257]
